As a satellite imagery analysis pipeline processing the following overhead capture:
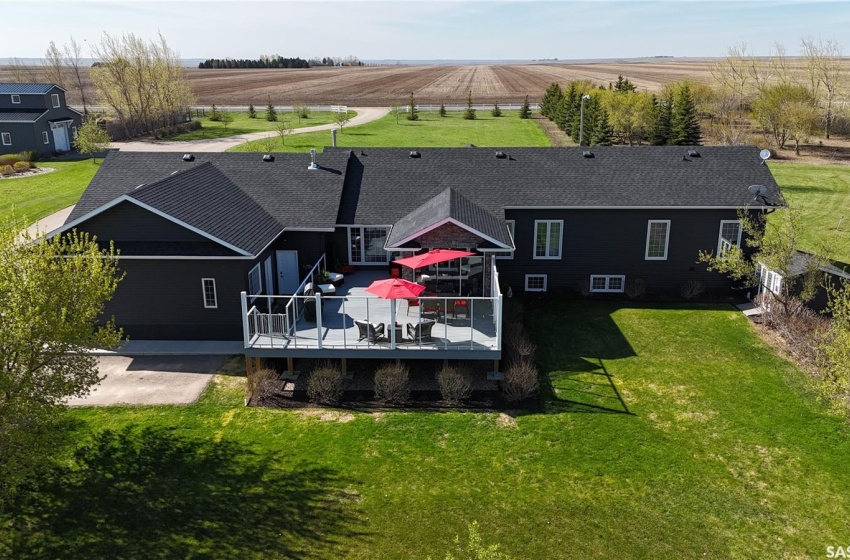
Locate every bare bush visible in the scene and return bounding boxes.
[437,365,473,403]
[502,359,539,403]
[507,329,536,360]
[307,361,344,405]
[374,361,411,404]
[576,278,590,297]
[625,278,647,299]
[246,367,279,404]
[757,293,830,367]
[679,280,705,299]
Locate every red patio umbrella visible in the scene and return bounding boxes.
[364,278,426,299]
[393,249,475,270]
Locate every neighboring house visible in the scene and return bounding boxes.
[757,251,850,312]
[46,146,783,362]
[0,83,83,156]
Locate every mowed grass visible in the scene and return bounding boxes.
[770,162,850,263]
[230,110,552,152]
[7,302,849,559]
[165,110,352,140]
[0,159,99,226]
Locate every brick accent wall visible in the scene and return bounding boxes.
[416,223,482,250]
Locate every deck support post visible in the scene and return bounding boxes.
[287,357,294,375]
[493,359,499,373]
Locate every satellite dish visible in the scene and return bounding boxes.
[748,184,765,198]
[759,149,771,161]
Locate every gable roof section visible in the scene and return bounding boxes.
[386,188,512,248]
[333,146,784,226]
[0,111,48,123]
[0,83,63,94]
[67,151,349,234]
[128,162,282,255]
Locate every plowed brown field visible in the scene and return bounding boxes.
[1,59,725,106]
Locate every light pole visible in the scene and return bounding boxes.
[578,94,591,146]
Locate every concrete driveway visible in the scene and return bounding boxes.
[66,355,224,406]
[111,106,388,152]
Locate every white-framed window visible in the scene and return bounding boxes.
[717,220,742,257]
[11,94,20,104]
[348,226,389,264]
[42,131,49,144]
[1,132,10,146]
[590,275,625,293]
[533,220,563,259]
[248,264,262,298]
[495,220,515,259]
[51,93,61,108]
[524,274,548,292]
[645,220,670,260]
[760,265,783,295]
[72,126,78,138]
[202,278,217,308]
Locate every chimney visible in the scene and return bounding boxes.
[331,129,337,147]
[308,148,319,170]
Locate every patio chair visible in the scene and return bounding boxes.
[406,298,420,315]
[452,298,468,319]
[355,320,385,343]
[407,320,435,343]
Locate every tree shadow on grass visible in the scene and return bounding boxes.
[2,426,368,560]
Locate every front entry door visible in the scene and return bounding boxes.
[52,124,70,151]
[275,250,299,294]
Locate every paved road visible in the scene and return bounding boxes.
[66,355,222,406]
[110,106,388,152]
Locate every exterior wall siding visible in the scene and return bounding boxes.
[0,122,39,155]
[79,201,222,244]
[498,208,750,295]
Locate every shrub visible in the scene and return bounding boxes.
[209,103,221,121]
[679,280,704,299]
[519,95,531,119]
[502,359,539,403]
[506,329,536,360]
[491,102,502,117]
[13,161,29,173]
[625,278,647,299]
[463,90,476,120]
[20,150,37,162]
[0,165,15,177]
[438,102,447,117]
[0,154,19,167]
[437,364,472,403]
[247,103,256,119]
[307,361,344,405]
[374,361,411,404]
[246,367,279,403]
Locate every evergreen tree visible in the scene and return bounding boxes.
[670,83,702,145]
[590,105,614,146]
[265,97,277,122]
[406,92,419,121]
[650,92,673,146]
[540,82,562,120]
[613,75,637,93]
[247,103,256,119]
[519,95,531,119]
[491,102,502,117]
[463,90,476,120]
[209,103,220,121]
[439,102,447,117]
[560,83,579,135]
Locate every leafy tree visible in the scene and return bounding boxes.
[406,92,419,121]
[670,83,702,145]
[463,90,476,120]
[0,223,123,501]
[292,102,310,122]
[275,119,293,145]
[265,98,277,122]
[439,102,447,117]
[519,95,531,119]
[822,281,850,416]
[491,102,502,117]
[334,109,352,131]
[218,111,234,129]
[751,84,815,150]
[73,119,111,162]
[247,103,256,119]
[785,99,821,155]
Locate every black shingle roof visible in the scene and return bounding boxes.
[0,83,60,94]
[68,150,350,253]
[334,146,783,225]
[386,188,512,248]
[0,111,47,122]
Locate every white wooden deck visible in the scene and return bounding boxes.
[245,271,500,354]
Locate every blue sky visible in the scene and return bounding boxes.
[3,1,850,60]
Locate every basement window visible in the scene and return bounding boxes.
[590,275,625,293]
[1,132,10,146]
[524,274,547,292]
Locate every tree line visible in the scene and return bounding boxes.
[198,55,310,69]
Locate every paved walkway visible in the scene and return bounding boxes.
[66,355,222,406]
[110,106,389,152]
[26,204,75,238]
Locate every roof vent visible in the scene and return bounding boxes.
[262,154,275,162]
[467,143,476,148]
[409,150,420,158]
[182,154,194,162]
[687,149,700,158]
[582,150,594,158]
[308,148,319,170]
[495,151,507,159]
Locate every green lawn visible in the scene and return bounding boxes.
[229,111,552,153]
[770,162,850,264]
[5,302,849,559]
[165,111,354,141]
[0,160,99,226]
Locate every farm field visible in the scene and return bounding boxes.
[4,302,849,559]
[230,110,552,152]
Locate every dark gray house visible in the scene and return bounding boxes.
[0,83,83,155]
[47,146,783,361]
